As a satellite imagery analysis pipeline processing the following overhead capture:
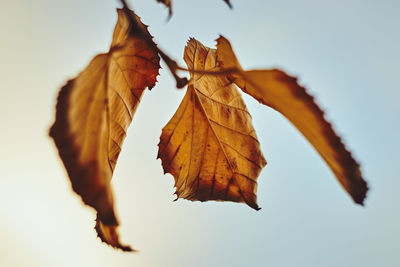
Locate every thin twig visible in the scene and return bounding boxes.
[176,66,239,76]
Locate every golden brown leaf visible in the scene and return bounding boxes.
[49,9,160,251]
[158,39,266,209]
[216,36,368,204]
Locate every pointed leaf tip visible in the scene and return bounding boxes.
[95,218,136,252]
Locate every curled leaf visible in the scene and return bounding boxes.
[49,9,160,250]
[216,36,368,204]
[158,39,266,209]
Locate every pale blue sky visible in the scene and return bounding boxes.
[0,0,399,266]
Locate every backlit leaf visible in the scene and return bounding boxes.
[216,36,368,204]
[49,9,160,251]
[158,39,266,209]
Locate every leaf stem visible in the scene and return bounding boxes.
[120,0,188,88]
[119,0,240,88]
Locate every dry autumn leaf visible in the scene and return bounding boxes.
[49,0,370,253]
[216,36,368,204]
[158,39,266,209]
[49,9,160,251]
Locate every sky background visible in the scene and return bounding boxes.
[0,0,399,266]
